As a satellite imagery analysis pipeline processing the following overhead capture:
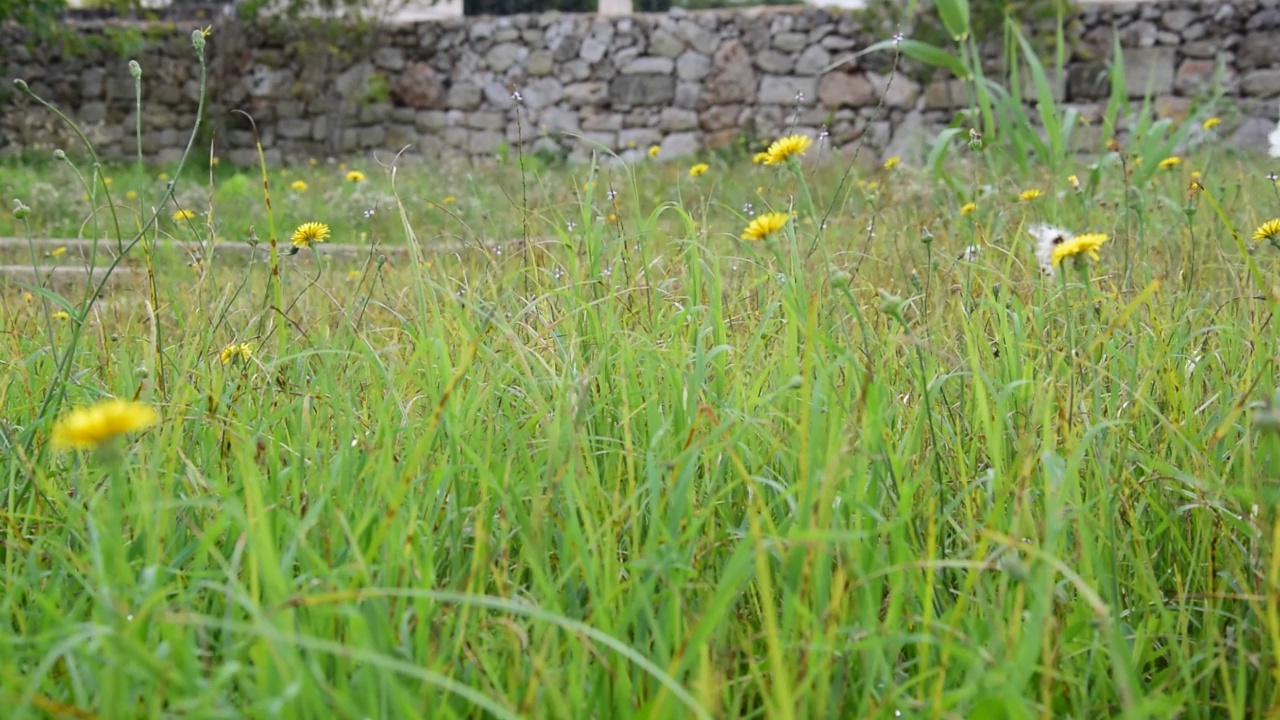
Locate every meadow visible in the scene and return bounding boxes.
[5,25,1280,720]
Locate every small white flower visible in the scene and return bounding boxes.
[960,244,981,262]
[1029,223,1072,277]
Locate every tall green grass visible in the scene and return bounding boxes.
[3,13,1280,720]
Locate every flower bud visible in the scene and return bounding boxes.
[12,199,31,219]
[128,60,142,79]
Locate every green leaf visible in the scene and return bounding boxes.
[934,0,971,41]
[837,38,972,81]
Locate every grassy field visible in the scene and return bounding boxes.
[6,34,1280,720]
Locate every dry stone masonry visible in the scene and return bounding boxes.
[3,0,1280,166]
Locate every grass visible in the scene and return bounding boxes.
[6,34,1280,720]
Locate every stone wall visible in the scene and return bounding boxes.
[3,0,1280,167]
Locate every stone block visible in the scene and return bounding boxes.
[1122,46,1175,98]
[818,72,877,108]
[659,107,698,131]
[609,75,675,106]
[469,130,504,154]
[1242,69,1280,97]
[755,50,794,74]
[795,45,832,76]
[759,76,818,105]
[1239,34,1280,69]
[373,47,405,71]
[649,28,685,58]
[659,131,699,158]
[565,81,608,106]
[773,32,808,53]
[622,57,675,75]
[703,40,757,105]
[278,118,311,139]
[676,51,712,82]
[445,83,481,110]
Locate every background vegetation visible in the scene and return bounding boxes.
[3,1,1280,718]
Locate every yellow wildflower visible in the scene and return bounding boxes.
[960,202,976,216]
[883,155,900,170]
[1019,189,1043,202]
[126,190,138,200]
[689,163,709,177]
[1051,232,1108,266]
[291,180,308,192]
[51,399,158,451]
[443,196,456,204]
[741,212,790,241]
[103,177,113,186]
[52,311,70,320]
[23,292,33,303]
[648,145,660,159]
[158,172,169,181]
[290,221,331,250]
[762,134,813,165]
[172,209,195,222]
[752,151,770,164]
[309,157,318,166]
[346,170,366,183]
[219,343,253,365]
[51,246,67,258]
[1202,117,1221,130]
[1068,174,1080,190]
[1253,219,1280,244]
[1158,156,1182,169]
[338,162,347,171]
[1190,170,1201,181]
[347,269,361,282]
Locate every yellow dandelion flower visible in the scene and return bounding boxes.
[648,145,660,159]
[1019,189,1043,202]
[51,399,158,451]
[1253,219,1280,243]
[290,221,331,249]
[172,208,195,222]
[51,246,67,258]
[960,202,976,216]
[762,134,813,165]
[158,172,169,181]
[443,196,456,204]
[1067,174,1080,189]
[347,269,361,282]
[689,163,709,177]
[1158,156,1182,169]
[126,190,138,200]
[741,212,790,241]
[752,151,770,164]
[606,212,619,223]
[1051,232,1108,266]
[1190,170,1201,181]
[52,311,70,320]
[219,343,253,365]
[346,170,366,183]
[103,177,113,186]
[883,155,900,170]
[291,180,308,192]
[1203,116,1221,130]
